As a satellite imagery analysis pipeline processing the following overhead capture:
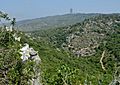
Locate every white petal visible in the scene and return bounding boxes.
[19,52,23,55]
[21,56,24,60]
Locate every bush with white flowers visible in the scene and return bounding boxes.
[0,11,41,85]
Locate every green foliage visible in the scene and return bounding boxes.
[48,65,78,85]
[0,13,37,84]
[0,29,36,85]
[1,12,120,85]
[30,14,120,85]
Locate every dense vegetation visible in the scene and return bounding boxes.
[1,11,120,85]
[29,14,120,56]
[29,14,120,84]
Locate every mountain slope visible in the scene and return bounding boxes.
[1,12,120,85]
[30,14,120,56]
[26,14,120,84]
[16,13,99,31]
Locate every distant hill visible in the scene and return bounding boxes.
[16,13,99,31]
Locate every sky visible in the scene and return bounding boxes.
[0,0,120,21]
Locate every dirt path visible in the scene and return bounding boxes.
[100,50,106,71]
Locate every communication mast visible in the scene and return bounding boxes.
[70,8,73,14]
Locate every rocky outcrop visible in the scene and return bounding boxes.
[73,47,96,57]
[29,48,41,85]
[20,44,41,85]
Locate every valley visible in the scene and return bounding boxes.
[0,12,120,85]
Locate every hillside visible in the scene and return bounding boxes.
[30,14,120,57]
[25,14,120,84]
[16,13,99,31]
[1,12,120,85]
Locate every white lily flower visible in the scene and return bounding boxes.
[13,33,16,37]
[6,26,9,31]
[20,43,29,51]
[15,37,21,42]
[20,43,41,62]
[21,55,28,61]
[20,43,30,61]
[10,25,13,32]
[5,26,13,32]
[13,33,21,41]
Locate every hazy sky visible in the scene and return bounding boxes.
[0,0,120,20]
